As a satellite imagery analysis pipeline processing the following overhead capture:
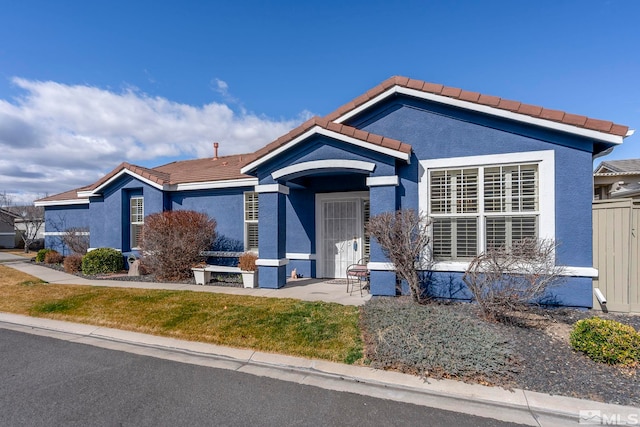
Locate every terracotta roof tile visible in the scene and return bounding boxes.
[584,118,613,133]
[321,75,629,139]
[441,86,462,98]
[497,99,521,111]
[406,78,425,91]
[540,108,565,122]
[610,124,629,136]
[459,90,480,103]
[422,82,444,94]
[562,113,587,127]
[367,133,383,145]
[517,104,543,117]
[478,94,501,107]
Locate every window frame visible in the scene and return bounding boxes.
[419,150,555,265]
[130,196,144,250]
[244,191,259,253]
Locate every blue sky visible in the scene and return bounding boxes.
[0,0,638,202]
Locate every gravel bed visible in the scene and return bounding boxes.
[503,308,639,406]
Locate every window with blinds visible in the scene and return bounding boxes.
[130,197,144,249]
[244,192,259,252]
[429,163,539,260]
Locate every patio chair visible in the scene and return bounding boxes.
[346,258,369,296]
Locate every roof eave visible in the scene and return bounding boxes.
[334,86,627,146]
[241,126,410,175]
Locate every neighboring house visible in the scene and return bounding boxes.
[35,76,632,308]
[594,159,640,200]
[0,208,17,249]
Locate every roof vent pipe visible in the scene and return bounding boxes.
[213,142,219,160]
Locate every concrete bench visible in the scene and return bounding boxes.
[192,265,241,285]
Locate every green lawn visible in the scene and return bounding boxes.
[0,265,362,363]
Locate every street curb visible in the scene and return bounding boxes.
[1,313,638,426]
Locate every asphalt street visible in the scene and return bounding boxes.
[0,328,521,427]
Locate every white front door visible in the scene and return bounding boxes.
[316,192,368,278]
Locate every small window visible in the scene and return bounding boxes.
[130,197,144,249]
[244,192,258,252]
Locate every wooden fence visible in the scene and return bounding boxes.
[592,199,640,313]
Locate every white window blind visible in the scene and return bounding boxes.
[244,192,259,251]
[429,163,539,260]
[130,197,144,249]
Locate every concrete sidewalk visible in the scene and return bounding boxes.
[0,313,637,427]
[5,260,371,306]
[0,251,29,263]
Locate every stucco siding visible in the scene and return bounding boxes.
[170,188,248,252]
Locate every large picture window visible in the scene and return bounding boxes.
[420,151,553,262]
[130,196,144,250]
[244,192,259,252]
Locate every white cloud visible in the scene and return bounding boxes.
[0,78,311,203]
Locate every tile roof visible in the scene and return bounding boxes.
[36,155,253,204]
[324,76,630,137]
[594,159,640,175]
[154,154,253,184]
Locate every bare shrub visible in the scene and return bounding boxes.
[0,191,44,253]
[44,250,63,264]
[140,210,216,281]
[63,254,83,273]
[62,227,89,255]
[366,209,432,302]
[462,238,565,321]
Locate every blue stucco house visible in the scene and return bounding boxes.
[35,76,632,307]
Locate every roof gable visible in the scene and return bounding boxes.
[326,76,630,144]
[595,159,640,175]
[241,117,411,174]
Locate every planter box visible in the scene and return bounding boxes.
[241,270,258,288]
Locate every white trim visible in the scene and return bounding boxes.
[241,126,410,174]
[82,169,165,196]
[366,175,399,187]
[0,232,15,236]
[173,178,258,191]
[334,86,625,145]
[419,150,555,249]
[286,253,316,260]
[87,247,122,252]
[367,262,395,271]
[255,184,290,195]
[271,160,375,180]
[255,258,289,267]
[369,261,598,277]
[43,231,90,236]
[34,199,90,207]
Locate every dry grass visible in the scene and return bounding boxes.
[0,265,362,363]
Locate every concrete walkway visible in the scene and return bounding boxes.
[3,258,371,306]
[2,258,639,425]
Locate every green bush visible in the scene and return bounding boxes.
[44,250,63,264]
[36,248,54,263]
[570,317,640,366]
[81,248,124,275]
